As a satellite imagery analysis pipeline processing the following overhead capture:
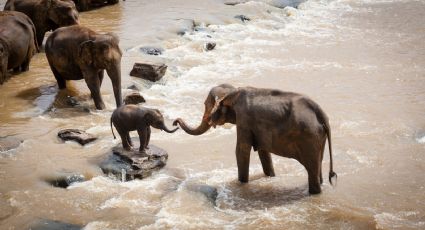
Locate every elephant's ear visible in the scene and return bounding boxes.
[210,90,241,116]
[79,40,94,65]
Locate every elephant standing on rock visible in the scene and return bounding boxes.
[45,25,122,110]
[173,84,337,194]
[4,0,79,47]
[111,105,179,153]
[0,11,38,85]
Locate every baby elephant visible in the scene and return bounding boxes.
[110,105,178,153]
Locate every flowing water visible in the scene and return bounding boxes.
[0,0,424,229]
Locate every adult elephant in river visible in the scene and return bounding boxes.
[0,11,38,84]
[173,84,337,194]
[4,0,79,47]
[72,0,119,12]
[45,25,122,110]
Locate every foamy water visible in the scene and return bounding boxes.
[1,0,424,229]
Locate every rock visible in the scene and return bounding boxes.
[65,96,80,107]
[234,15,251,22]
[57,129,97,146]
[139,46,164,56]
[129,62,167,82]
[186,183,218,205]
[127,84,140,91]
[205,42,216,51]
[99,142,168,181]
[30,219,82,230]
[224,0,247,6]
[0,136,23,152]
[124,92,146,105]
[45,173,86,188]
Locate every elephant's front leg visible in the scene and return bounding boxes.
[84,70,105,110]
[236,128,252,183]
[258,150,275,177]
[137,127,148,154]
[145,126,151,150]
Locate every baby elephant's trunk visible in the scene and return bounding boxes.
[162,125,179,133]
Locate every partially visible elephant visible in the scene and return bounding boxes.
[111,105,178,153]
[4,0,79,47]
[45,25,122,110]
[173,84,337,194]
[72,0,119,12]
[0,11,38,84]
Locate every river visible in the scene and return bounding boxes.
[0,0,424,229]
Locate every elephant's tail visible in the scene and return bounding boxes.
[324,121,337,186]
[110,116,116,139]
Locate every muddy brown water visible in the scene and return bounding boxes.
[0,0,424,229]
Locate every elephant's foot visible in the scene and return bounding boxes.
[309,185,321,195]
[94,101,106,110]
[123,146,132,151]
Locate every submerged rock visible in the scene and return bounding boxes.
[234,15,251,22]
[45,173,86,188]
[205,42,216,51]
[99,142,168,181]
[124,92,146,105]
[139,46,164,56]
[58,129,97,146]
[129,62,167,82]
[0,136,23,152]
[30,219,82,230]
[127,84,140,91]
[186,183,218,205]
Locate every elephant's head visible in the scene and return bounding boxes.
[45,0,79,29]
[0,40,9,85]
[173,84,237,135]
[147,109,179,133]
[79,33,123,107]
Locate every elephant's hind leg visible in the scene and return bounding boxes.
[299,144,322,194]
[258,150,275,177]
[117,129,131,151]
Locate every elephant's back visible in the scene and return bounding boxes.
[46,25,94,50]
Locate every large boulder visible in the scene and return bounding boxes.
[129,62,167,82]
[58,129,97,146]
[99,141,168,181]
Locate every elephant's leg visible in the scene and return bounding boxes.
[258,150,275,177]
[145,126,151,149]
[13,66,20,73]
[84,70,105,110]
[126,133,133,147]
[299,145,322,194]
[98,70,104,86]
[117,129,131,151]
[236,128,252,183]
[20,58,30,72]
[49,64,66,89]
[137,128,147,153]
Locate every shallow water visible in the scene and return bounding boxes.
[0,0,424,229]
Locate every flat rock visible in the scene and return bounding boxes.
[0,136,23,152]
[99,142,168,181]
[58,129,97,146]
[124,92,146,105]
[30,219,82,230]
[129,62,167,82]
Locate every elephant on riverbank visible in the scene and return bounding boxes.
[72,0,119,12]
[0,11,38,85]
[4,0,79,47]
[111,105,178,153]
[45,25,122,110]
[173,84,337,194]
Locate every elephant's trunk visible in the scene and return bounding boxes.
[162,124,179,133]
[106,62,122,108]
[173,118,211,136]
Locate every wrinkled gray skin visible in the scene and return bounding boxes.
[0,11,38,85]
[72,0,119,12]
[173,84,337,194]
[45,25,122,110]
[111,105,178,153]
[4,0,79,47]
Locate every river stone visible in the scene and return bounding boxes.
[30,219,82,230]
[124,92,146,105]
[0,136,23,152]
[186,183,218,205]
[45,173,86,188]
[99,143,168,181]
[139,46,164,55]
[234,15,251,22]
[129,62,167,82]
[205,42,216,51]
[57,129,97,146]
